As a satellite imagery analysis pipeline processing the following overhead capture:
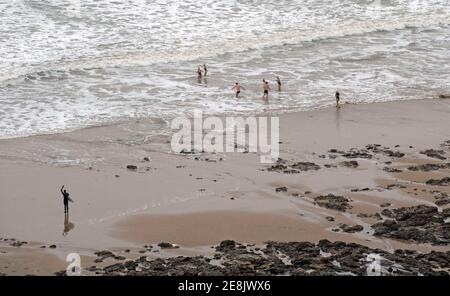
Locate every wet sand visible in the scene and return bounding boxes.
[0,98,449,275]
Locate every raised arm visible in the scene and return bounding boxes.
[61,185,64,194]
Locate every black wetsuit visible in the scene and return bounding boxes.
[62,191,69,213]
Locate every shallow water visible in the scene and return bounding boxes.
[0,0,449,139]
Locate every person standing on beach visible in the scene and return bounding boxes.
[335,91,341,108]
[60,185,71,214]
[232,82,245,98]
[203,64,208,76]
[263,81,270,101]
[276,76,282,91]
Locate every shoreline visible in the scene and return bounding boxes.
[1,95,447,142]
[1,98,449,275]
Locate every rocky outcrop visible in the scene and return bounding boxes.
[420,149,446,160]
[314,194,352,212]
[373,205,450,245]
[339,224,364,233]
[408,163,450,172]
[267,158,320,174]
[60,240,450,276]
[426,177,450,186]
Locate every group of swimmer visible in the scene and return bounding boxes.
[232,77,282,101]
[198,64,341,107]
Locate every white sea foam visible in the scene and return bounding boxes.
[0,0,449,139]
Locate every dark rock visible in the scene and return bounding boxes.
[267,159,320,173]
[351,187,370,192]
[408,163,450,172]
[339,224,363,233]
[383,167,402,173]
[426,177,450,186]
[372,205,449,245]
[158,242,179,249]
[10,241,27,247]
[104,263,125,274]
[126,165,138,171]
[314,194,352,212]
[420,149,446,160]
[442,208,450,218]
[291,162,320,171]
[383,150,405,158]
[216,240,236,252]
[339,161,359,168]
[180,149,195,154]
[385,184,407,190]
[435,199,450,206]
[49,245,57,249]
[276,187,288,193]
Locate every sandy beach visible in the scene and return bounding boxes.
[1,98,449,275]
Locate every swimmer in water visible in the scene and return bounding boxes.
[232,82,245,98]
[276,76,281,92]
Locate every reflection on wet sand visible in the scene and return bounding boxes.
[63,213,75,236]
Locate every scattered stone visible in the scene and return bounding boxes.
[325,216,335,222]
[339,161,359,168]
[351,187,370,192]
[372,205,450,245]
[158,242,179,249]
[339,224,363,233]
[408,163,450,172]
[126,165,138,171]
[10,241,27,247]
[385,184,407,190]
[291,162,320,171]
[380,202,391,208]
[435,199,450,206]
[143,157,150,162]
[383,167,402,173]
[49,245,57,249]
[420,149,446,160]
[342,149,372,159]
[383,150,405,158]
[104,263,125,274]
[216,240,236,252]
[180,149,195,154]
[276,187,288,193]
[426,177,450,186]
[54,239,450,276]
[443,208,450,218]
[314,194,352,212]
[267,159,320,173]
